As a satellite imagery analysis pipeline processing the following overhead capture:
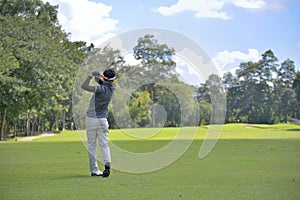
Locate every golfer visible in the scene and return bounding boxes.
[81,69,116,178]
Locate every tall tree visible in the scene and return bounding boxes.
[133,34,176,80]
[223,72,240,123]
[132,34,177,127]
[0,0,88,137]
[278,59,296,87]
[293,72,300,114]
[235,51,280,124]
[205,74,226,124]
[0,43,23,140]
[196,74,226,124]
[236,61,257,123]
[275,59,298,122]
[223,51,298,124]
[257,50,278,83]
[277,88,298,123]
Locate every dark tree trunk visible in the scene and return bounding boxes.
[0,110,7,141]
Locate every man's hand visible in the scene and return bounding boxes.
[91,71,101,77]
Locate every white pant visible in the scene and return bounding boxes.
[85,117,111,174]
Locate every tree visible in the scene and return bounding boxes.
[0,0,89,137]
[195,74,226,125]
[293,72,300,117]
[133,34,176,80]
[153,81,198,127]
[257,50,278,83]
[205,74,226,124]
[275,59,298,123]
[198,100,212,125]
[222,50,298,124]
[132,34,177,127]
[196,83,210,103]
[129,91,152,127]
[277,88,297,123]
[223,72,239,123]
[235,51,278,124]
[278,59,296,87]
[0,43,23,140]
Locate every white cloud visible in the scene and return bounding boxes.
[298,42,300,47]
[212,48,260,74]
[92,32,117,47]
[42,0,118,43]
[174,54,217,85]
[173,49,261,84]
[175,56,204,85]
[264,0,286,11]
[156,0,230,19]
[232,0,265,9]
[155,0,281,19]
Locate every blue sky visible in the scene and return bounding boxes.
[43,0,300,84]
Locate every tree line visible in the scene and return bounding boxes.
[197,50,300,125]
[0,0,89,139]
[0,0,299,140]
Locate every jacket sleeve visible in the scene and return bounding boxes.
[95,76,103,85]
[81,75,96,93]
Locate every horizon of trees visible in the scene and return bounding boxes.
[0,0,299,140]
[197,50,300,125]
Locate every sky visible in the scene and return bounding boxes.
[42,0,300,85]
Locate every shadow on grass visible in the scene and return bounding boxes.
[55,174,91,180]
[286,128,300,132]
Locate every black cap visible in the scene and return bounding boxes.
[103,69,116,81]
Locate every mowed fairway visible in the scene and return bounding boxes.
[0,124,299,200]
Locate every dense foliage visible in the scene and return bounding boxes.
[196,50,299,124]
[0,0,89,139]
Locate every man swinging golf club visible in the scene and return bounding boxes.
[81,68,116,178]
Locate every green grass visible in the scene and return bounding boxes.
[0,124,299,200]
